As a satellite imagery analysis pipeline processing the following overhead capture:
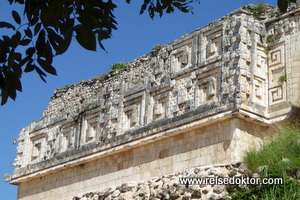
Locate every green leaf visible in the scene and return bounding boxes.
[18,55,31,68]
[12,62,23,78]
[13,52,22,62]
[30,17,39,26]
[75,25,96,51]
[1,88,9,105]
[60,19,74,37]
[166,6,175,14]
[41,1,56,27]
[0,40,8,62]
[44,41,53,63]
[278,0,288,13]
[0,51,7,63]
[0,72,8,105]
[12,10,21,25]
[37,58,57,75]
[25,47,35,56]
[46,27,63,50]
[24,28,33,38]
[6,71,21,99]
[24,63,35,73]
[55,35,72,55]
[34,23,42,36]
[36,29,45,57]
[19,39,31,46]
[35,66,47,82]
[98,40,106,52]
[0,22,16,30]
[2,36,12,47]
[11,31,21,47]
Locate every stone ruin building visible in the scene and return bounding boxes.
[8,4,300,200]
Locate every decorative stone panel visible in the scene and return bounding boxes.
[30,133,46,162]
[60,121,76,152]
[123,89,145,130]
[268,43,287,105]
[204,28,222,59]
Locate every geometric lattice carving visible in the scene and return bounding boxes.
[61,132,74,151]
[195,76,217,106]
[269,44,284,68]
[30,133,45,161]
[269,85,286,105]
[269,67,285,87]
[154,97,167,118]
[60,121,76,152]
[256,49,267,68]
[153,92,170,120]
[255,84,263,98]
[268,43,286,106]
[83,112,100,143]
[205,30,222,59]
[170,35,196,74]
[124,105,138,129]
[269,49,283,67]
[253,76,266,105]
[123,92,143,130]
[170,46,192,73]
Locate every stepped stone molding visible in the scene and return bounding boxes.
[9,4,300,200]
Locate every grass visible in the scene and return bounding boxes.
[110,62,127,71]
[228,125,300,200]
[244,125,300,178]
[279,75,287,83]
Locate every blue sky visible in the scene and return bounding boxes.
[0,0,276,199]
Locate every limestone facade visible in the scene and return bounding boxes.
[9,5,300,200]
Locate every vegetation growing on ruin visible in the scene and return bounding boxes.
[245,3,268,20]
[264,46,271,55]
[267,35,276,44]
[243,3,277,20]
[227,125,300,200]
[131,79,143,85]
[110,63,127,71]
[279,75,287,83]
[93,74,109,83]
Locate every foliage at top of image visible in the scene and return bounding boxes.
[228,125,300,200]
[0,0,199,105]
[243,3,278,20]
[245,3,268,20]
[278,0,297,13]
[110,63,127,71]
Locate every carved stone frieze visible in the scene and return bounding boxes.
[11,6,300,186]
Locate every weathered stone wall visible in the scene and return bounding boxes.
[16,119,264,200]
[71,163,246,200]
[42,53,154,117]
[9,4,300,200]
[13,7,269,172]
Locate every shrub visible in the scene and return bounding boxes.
[110,62,127,71]
[244,125,300,178]
[228,125,300,199]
